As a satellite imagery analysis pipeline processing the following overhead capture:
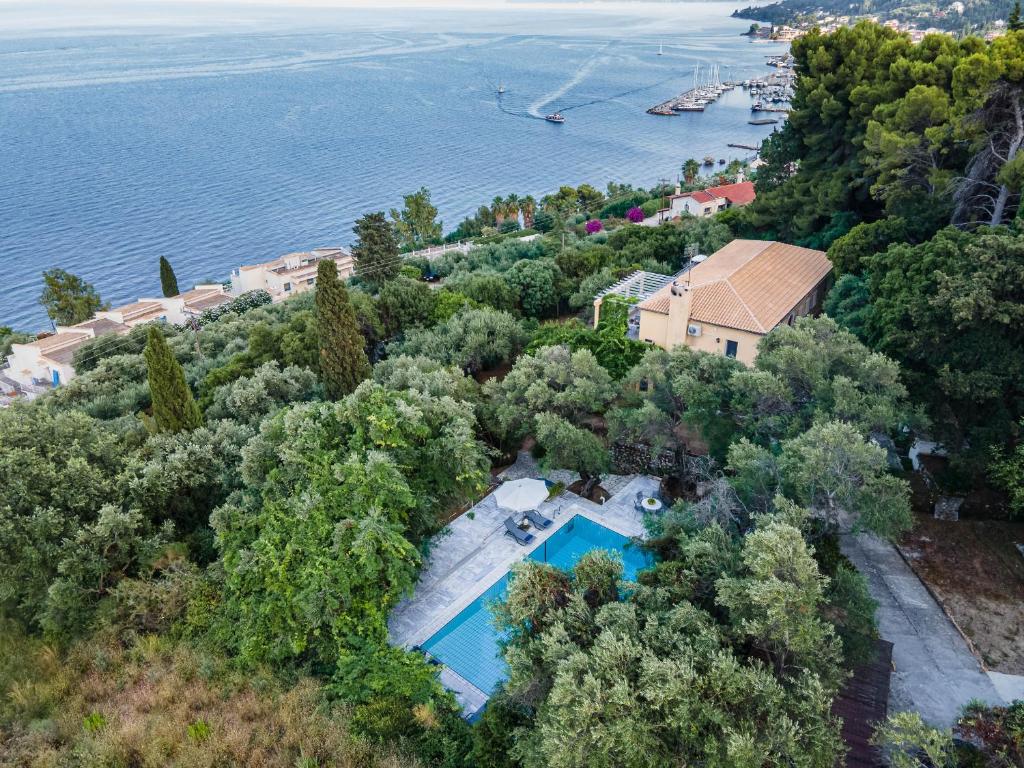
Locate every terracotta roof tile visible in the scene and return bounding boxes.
[705,181,756,206]
[637,293,671,314]
[636,240,832,333]
[72,317,129,335]
[33,331,90,352]
[185,291,231,311]
[112,300,165,321]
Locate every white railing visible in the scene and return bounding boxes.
[403,241,476,261]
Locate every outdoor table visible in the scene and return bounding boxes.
[642,497,663,513]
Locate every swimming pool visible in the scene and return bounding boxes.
[420,514,650,695]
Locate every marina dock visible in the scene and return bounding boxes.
[646,64,735,116]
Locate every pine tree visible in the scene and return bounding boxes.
[144,325,202,433]
[316,259,370,399]
[352,211,400,291]
[159,256,179,297]
[1011,0,1023,30]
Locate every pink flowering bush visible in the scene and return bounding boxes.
[585,219,603,234]
[626,207,644,223]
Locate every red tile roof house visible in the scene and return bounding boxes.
[656,180,756,222]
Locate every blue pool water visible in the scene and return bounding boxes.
[421,514,650,695]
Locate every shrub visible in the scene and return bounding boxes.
[196,290,272,327]
[82,712,107,733]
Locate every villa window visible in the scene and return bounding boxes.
[725,340,738,358]
[283,282,291,291]
[307,277,315,285]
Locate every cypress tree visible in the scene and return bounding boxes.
[159,256,180,297]
[1011,1,1023,30]
[316,259,371,399]
[352,211,401,291]
[144,325,202,432]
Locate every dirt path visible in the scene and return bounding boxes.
[900,516,1024,675]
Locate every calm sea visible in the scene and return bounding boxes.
[0,1,785,330]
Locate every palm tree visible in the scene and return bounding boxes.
[682,158,701,184]
[491,196,506,226]
[521,195,537,229]
[505,193,521,227]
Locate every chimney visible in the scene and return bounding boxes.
[667,279,694,348]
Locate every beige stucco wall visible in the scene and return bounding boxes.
[684,324,764,365]
[636,272,832,366]
[637,310,670,347]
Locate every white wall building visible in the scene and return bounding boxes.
[232,247,354,302]
[5,317,129,390]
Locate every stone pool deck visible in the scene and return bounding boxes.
[388,472,661,715]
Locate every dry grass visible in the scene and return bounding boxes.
[0,627,418,768]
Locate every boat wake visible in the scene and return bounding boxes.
[527,41,612,118]
[560,75,679,112]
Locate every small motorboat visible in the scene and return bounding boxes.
[498,83,506,95]
[545,112,565,123]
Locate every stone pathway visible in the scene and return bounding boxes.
[842,533,1008,727]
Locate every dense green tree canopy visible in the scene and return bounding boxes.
[353,211,402,290]
[483,345,616,442]
[866,226,1024,459]
[376,276,437,336]
[505,258,564,319]
[159,256,179,297]
[144,325,202,434]
[316,259,371,400]
[495,542,845,768]
[38,268,107,327]
[390,187,442,250]
[391,306,527,374]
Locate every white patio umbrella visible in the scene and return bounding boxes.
[493,478,549,513]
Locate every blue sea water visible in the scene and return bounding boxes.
[0,2,786,330]
[421,514,651,695]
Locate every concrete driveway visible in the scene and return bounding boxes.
[841,533,1007,728]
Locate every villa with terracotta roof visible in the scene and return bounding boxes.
[655,180,756,223]
[231,247,354,302]
[620,239,832,365]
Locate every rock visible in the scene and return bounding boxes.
[934,496,963,521]
[870,431,903,472]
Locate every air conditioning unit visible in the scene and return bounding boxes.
[687,323,702,337]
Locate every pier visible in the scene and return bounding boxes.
[646,64,735,116]
[646,61,795,118]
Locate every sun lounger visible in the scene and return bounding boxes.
[503,516,535,546]
[524,509,553,529]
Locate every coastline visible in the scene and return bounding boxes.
[0,2,788,331]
